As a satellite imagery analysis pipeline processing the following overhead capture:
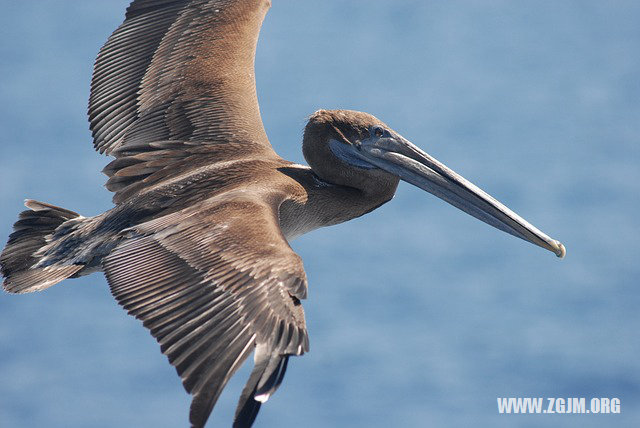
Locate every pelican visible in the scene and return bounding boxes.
[0,1,565,427]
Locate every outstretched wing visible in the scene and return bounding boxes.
[90,0,271,154]
[102,195,309,428]
[90,0,275,201]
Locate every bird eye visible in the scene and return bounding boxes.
[373,126,385,138]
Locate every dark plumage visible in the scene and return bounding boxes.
[1,1,565,427]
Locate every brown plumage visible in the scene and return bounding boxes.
[0,1,565,427]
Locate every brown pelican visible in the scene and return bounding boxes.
[0,1,565,427]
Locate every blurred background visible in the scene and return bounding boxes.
[0,1,638,427]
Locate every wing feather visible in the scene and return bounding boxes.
[103,197,308,427]
[90,0,272,157]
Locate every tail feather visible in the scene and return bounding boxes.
[1,200,83,293]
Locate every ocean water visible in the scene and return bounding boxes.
[0,1,638,427]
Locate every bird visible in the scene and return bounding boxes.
[0,1,566,427]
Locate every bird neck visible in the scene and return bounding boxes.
[277,166,397,240]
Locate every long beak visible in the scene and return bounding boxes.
[359,136,566,258]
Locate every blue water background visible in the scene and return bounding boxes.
[0,1,638,427]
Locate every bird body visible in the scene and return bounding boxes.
[0,1,564,427]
